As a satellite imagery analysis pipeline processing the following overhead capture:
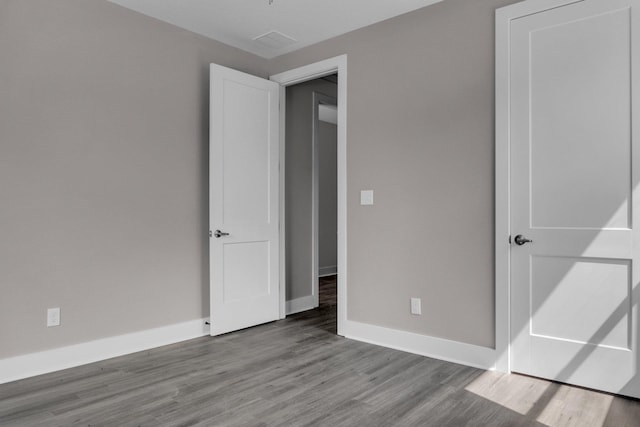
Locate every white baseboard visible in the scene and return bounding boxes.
[0,316,496,385]
[342,320,497,371]
[286,295,317,315]
[318,266,337,277]
[0,318,210,385]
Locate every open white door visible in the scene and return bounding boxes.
[507,0,640,398]
[209,64,280,336]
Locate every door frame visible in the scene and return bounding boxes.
[312,91,338,307]
[495,0,583,373]
[270,55,348,336]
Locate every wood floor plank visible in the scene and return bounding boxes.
[1,275,639,426]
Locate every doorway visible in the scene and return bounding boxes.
[270,55,347,336]
[282,79,337,319]
[314,90,339,326]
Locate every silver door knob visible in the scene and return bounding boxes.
[514,234,533,246]
[214,230,230,238]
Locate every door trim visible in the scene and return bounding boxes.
[270,55,348,336]
[495,0,587,374]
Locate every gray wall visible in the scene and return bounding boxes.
[1,0,521,361]
[0,0,267,358]
[270,0,521,348]
[318,120,338,273]
[285,80,337,301]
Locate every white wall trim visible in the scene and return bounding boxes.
[495,0,584,374]
[495,0,512,376]
[0,318,209,385]
[286,295,317,315]
[271,54,348,336]
[276,84,288,321]
[319,266,337,277]
[343,320,496,371]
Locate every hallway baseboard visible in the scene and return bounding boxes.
[286,295,316,315]
[318,266,337,277]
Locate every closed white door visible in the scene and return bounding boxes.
[509,0,640,398]
[209,64,280,336]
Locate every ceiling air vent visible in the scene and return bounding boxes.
[252,30,297,50]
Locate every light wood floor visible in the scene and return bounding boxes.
[1,276,639,426]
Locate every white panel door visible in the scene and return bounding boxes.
[510,0,640,398]
[210,64,280,336]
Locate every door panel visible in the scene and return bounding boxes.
[223,241,270,302]
[222,80,272,224]
[510,0,640,398]
[210,64,280,336]
[529,6,632,229]
[530,257,631,350]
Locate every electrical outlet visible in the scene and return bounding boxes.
[47,307,60,327]
[410,298,421,315]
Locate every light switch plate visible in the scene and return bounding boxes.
[360,190,374,205]
[410,298,422,315]
[47,307,61,327]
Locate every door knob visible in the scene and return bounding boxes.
[513,234,533,246]
[214,230,230,238]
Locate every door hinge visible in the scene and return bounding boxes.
[209,230,212,238]
[508,235,511,244]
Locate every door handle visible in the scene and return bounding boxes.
[213,230,230,238]
[513,234,533,246]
